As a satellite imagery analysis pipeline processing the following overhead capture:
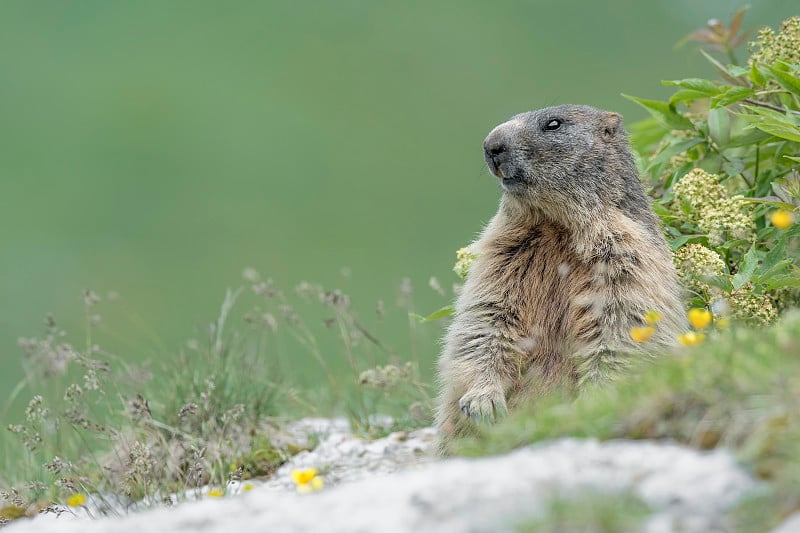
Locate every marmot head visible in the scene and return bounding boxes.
[483,105,650,222]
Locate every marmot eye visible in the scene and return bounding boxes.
[544,119,562,131]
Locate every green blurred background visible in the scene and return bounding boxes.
[1,1,797,416]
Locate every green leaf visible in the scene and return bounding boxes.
[668,234,704,251]
[737,107,800,143]
[727,65,749,77]
[645,137,703,171]
[621,94,694,130]
[669,89,713,105]
[753,259,793,285]
[726,126,771,148]
[738,197,796,210]
[762,235,788,272]
[784,156,800,163]
[628,117,669,155]
[732,245,759,290]
[663,78,721,95]
[704,275,733,292]
[751,123,800,143]
[652,202,673,218]
[719,238,751,251]
[707,107,730,146]
[765,275,800,290]
[410,306,454,323]
[750,62,766,86]
[740,104,793,122]
[766,63,800,96]
[710,86,755,108]
[721,158,745,177]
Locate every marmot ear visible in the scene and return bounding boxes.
[601,112,622,140]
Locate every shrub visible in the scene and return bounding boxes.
[625,10,800,322]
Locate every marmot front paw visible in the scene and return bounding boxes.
[458,387,507,422]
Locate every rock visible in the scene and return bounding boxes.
[6,435,755,533]
[772,513,800,533]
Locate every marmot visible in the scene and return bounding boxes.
[436,105,687,445]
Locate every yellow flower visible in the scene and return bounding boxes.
[291,468,317,484]
[66,493,86,507]
[678,331,705,346]
[242,483,255,492]
[771,209,794,229]
[687,308,713,329]
[296,477,324,494]
[207,488,224,498]
[630,326,655,343]
[644,310,662,325]
[291,468,324,493]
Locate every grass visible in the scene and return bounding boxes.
[455,311,800,532]
[4,274,800,532]
[2,269,800,532]
[0,272,440,523]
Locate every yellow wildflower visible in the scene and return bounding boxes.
[242,483,255,492]
[206,488,224,498]
[66,493,86,507]
[644,310,662,325]
[678,331,705,346]
[687,308,713,329]
[291,468,324,494]
[770,209,794,230]
[630,326,655,343]
[297,477,324,494]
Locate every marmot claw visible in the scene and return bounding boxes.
[458,388,507,422]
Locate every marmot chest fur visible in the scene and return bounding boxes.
[436,105,686,444]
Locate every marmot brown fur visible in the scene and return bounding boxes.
[436,105,686,446]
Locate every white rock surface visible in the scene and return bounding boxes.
[262,417,438,491]
[7,425,755,533]
[772,513,800,533]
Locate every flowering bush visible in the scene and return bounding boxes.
[626,11,800,324]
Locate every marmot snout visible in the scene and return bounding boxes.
[436,105,686,450]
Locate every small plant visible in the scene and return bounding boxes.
[2,288,288,517]
[240,269,435,434]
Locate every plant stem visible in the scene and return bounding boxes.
[742,99,791,114]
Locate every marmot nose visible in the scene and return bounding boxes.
[483,134,509,177]
[483,138,507,159]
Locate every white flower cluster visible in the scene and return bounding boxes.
[673,243,727,298]
[750,16,800,67]
[672,169,754,245]
[729,285,777,325]
[453,245,478,280]
[673,243,777,324]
